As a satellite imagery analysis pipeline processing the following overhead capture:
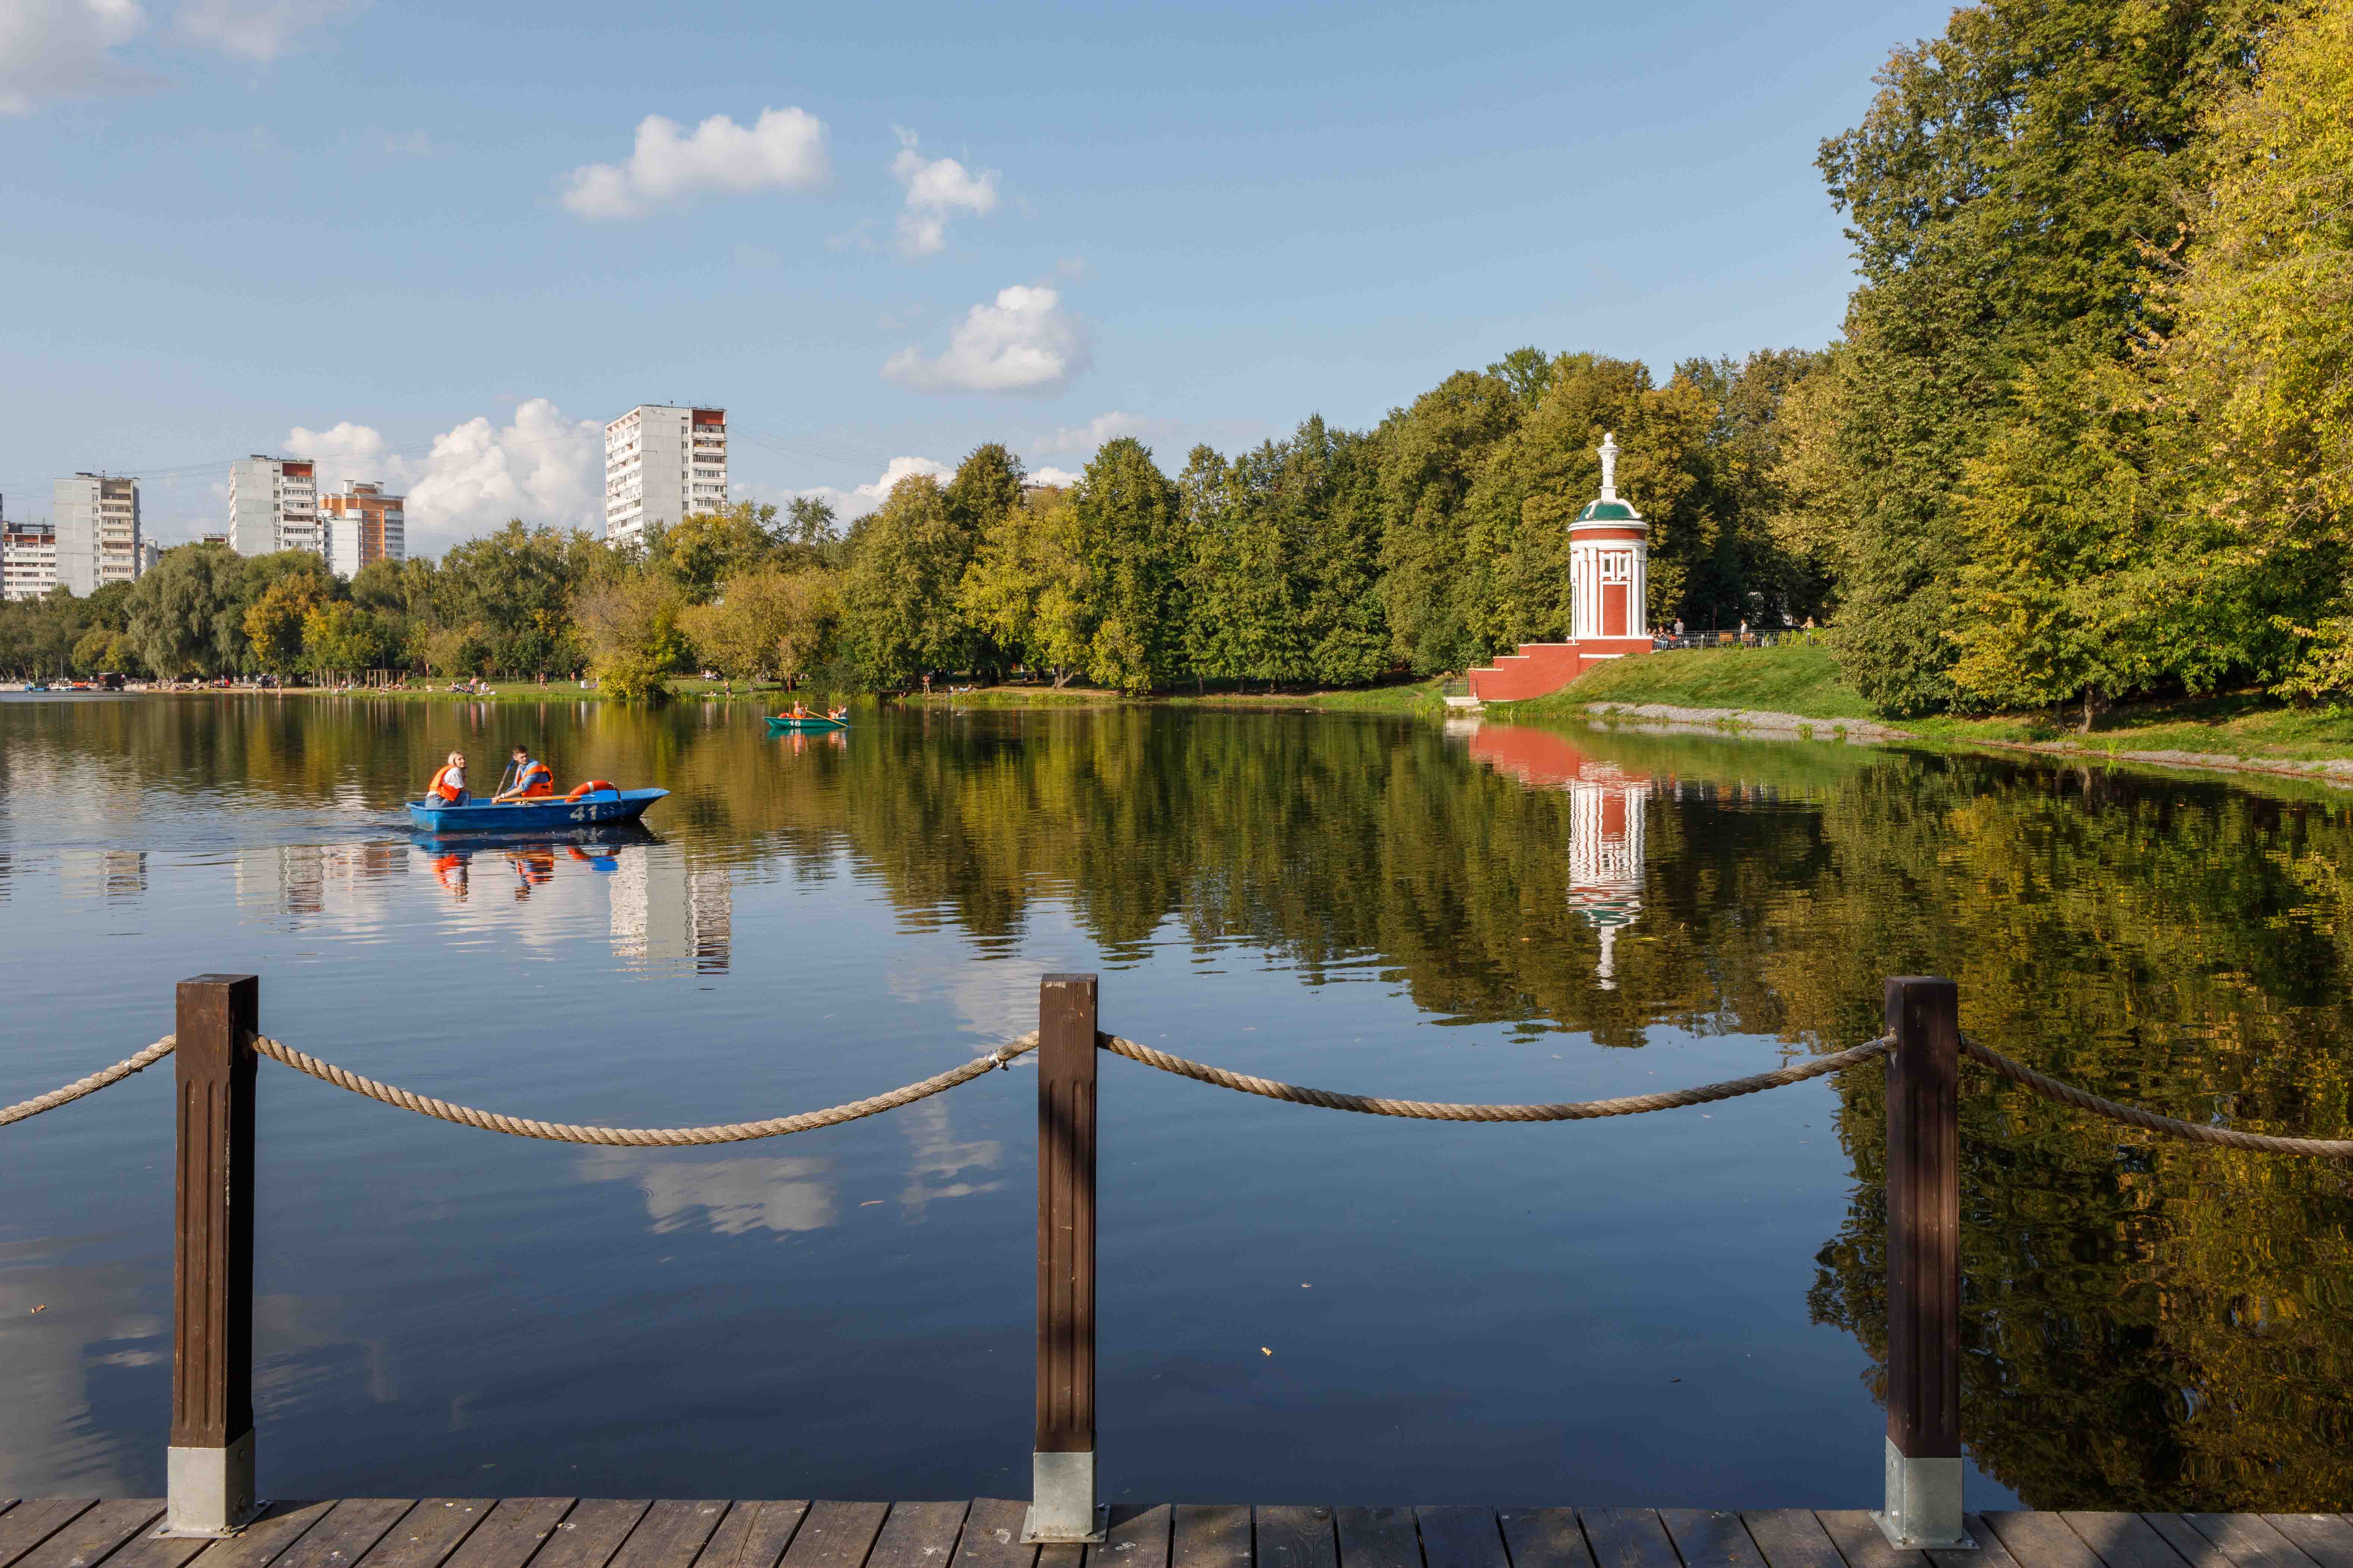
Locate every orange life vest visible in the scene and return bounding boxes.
[429,765,464,802]
[515,760,553,797]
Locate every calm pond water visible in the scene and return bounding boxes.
[3,694,2350,1511]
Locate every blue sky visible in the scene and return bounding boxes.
[1,0,1950,553]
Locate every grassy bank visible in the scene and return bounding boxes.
[1491,643,2353,766]
[900,677,1450,715]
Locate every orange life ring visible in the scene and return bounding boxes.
[565,780,618,802]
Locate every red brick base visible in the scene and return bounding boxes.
[1467,639,1651,702]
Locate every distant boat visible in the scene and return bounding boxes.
[767,713,848,732]
[405,786,668,834]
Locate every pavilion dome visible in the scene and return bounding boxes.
[1575,498,1643,523]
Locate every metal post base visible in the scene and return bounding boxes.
[1874,1438,1974,1550]
[159,1433,261,1537]
[1022,1450,1105,1544]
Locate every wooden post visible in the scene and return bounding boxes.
[1876,976,1972,1549]
[1026,973,1103,1544]
[167,974,260,1537]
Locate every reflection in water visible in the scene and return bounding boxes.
[577,1152,835,1235]
[1468,726,1651,989]
[609,856,732,972]
[6,696,2353,1506]
[0,1250,159,1496]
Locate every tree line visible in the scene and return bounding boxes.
[0,350,1831,695]
[9,0,2345,715]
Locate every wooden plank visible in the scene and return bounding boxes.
[2142,1519,2233,1568]
[867,1505,968,1568]
[1816,1511,1926,1568]
[8,1500,164,1568]
[0,1501,97,1568]
[354,1502,494,1568]
[1035,1548,1084,1568]
[692,1505,808,1568]
[1659,1512,1764,1568]
[440,1502,577,1568]
[2059,1515,2192,1568]
[2182,1518,2321,1568]
[778,1505,888,1568]
[1580,1513,1677,1568]
[2261,1520,2353,1568]
[1170,1507,1251,1568]
[1739,1512,1844,1568]
[1254,1509,1335,1568]
[1087,1507,1171,1568]
[610,1506,729,1568]
[1943,1517,2027,1568]
[84,1524,214,1568]
[184,1502,343,1568]
[270,1499,416,1568]
[1415,1510,1503,1568]
[534,1506,654,1568]
[1332,1511,1417,1568]
[946,1502,1030,1568]
[1499,1512,1590,1568]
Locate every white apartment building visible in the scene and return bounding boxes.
[53,474,141,595]
[226,456,321,557]
[320,481,406,579]
[604,405,726,548]
[2,519,58,601]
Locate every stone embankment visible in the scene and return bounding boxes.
[1580,699,2353,787]
[1579,701,1915,744]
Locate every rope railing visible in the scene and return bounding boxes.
[1096,1031,1896,1119]
[1961,1035,2353,1160]
[249,1032,1039,1145]
[0,1035,176,1127]
[14,1025,2353,1158]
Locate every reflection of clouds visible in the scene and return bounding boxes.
[254,1292,400,1413]
[0,1253,159,1496]
[894,1098,1003,1219]
[576,1152,835,1235]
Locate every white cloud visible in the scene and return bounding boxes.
[883,284,1090,397]
[795,455,952,520]
[0,0,153,116]
[889,126,998,257]
[561,107,828,221]
[283,419,387,492]
[1041,411,1145,453]
[401,398,602,548]
[176,0,363,62]
[1027,466,1082,489]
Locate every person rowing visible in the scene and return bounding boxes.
[427,750,469,805]
[494,744,554,802]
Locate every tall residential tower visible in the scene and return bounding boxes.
[604,405,726,548]
[53,474,141,595]
[227,456,320,557]
[320,481,406,579]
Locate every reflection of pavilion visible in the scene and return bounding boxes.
[1466,726,1654,989]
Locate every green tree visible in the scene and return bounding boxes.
[959,481,1092,685]
[571,574,682,701]
[124,544,245,678]
[1375,370,1523,673]
[680,564,839,686]
[1072,437,1185,693]
[241,575,323,675]
[649,501,781,604]
[299,601,391,678]
[838,474,980,685]
[1815,0,2279,715]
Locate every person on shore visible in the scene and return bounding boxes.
[495,745,553,800]
[428,751,468,804]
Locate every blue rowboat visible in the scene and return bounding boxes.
[404,787,668,834]
[766,714,847,732]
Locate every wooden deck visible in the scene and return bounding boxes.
[8,1500,2353,1568]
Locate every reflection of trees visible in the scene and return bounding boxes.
[1789,757,2353,1510]
[16,696,2353,1505]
